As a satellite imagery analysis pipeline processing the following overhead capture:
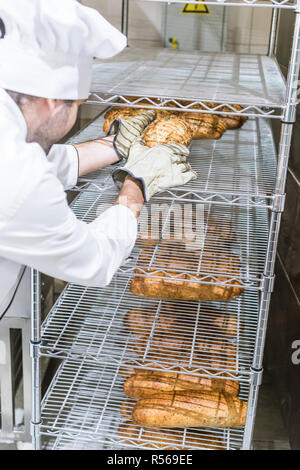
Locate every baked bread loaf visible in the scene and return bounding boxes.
[118,421,226,450]
[132,390,247,428]
[142,115,193,147]
[201,102,247,130]
[103,106,170,134]
[181,112,227,139]
[219,104,248,129]
[124,370,239,398]
[103,107,147,133]
[130,241,243,301]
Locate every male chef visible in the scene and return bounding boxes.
[0,0,196,318]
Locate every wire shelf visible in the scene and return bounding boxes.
[40,273,260,380]
[66,188,270,291]
[67,113,277,210]
[90,48,286,118]
[41,360,248,450]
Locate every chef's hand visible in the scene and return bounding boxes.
[112,137,197,201]
[107,110,156,162]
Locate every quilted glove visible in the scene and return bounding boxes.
[107,110,156,162]
[112,137,197,201]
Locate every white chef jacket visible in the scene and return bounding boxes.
[0,88,138,315]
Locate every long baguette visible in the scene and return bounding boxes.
[132,390,247,428]
[124,371,239,398]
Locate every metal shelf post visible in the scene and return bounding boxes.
[30,269,42,450]
[268,8,279,56]
[243,2,300,448]
[122,0,129,37]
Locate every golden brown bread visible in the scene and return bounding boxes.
[181,111,227,139]
[103,107,146,133]
[132,390,247,428]
[124,370,239,398]
[103,98,246,141]
[201,102,247,130]
[118,421,226,450]
[130,240,243,301]
[103,105,169,134]
[142,115,193,147]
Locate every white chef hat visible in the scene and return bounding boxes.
[0,0,127,100]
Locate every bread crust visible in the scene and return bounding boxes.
[132,390,247,428]
[130,241,243,301]
[142,115,193,147]
[124,371,240,398]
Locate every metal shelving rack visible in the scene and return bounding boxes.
[30,0,300,450]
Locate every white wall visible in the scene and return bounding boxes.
[227,6,272,54]
[80,0,163,48]
[80,0,272,53]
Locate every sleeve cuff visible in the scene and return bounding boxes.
[47,144,79,190]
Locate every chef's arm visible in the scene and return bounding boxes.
[115,174,144,219]
[47,135,120,190]
[0,167,141,288]
[74,135,120,176]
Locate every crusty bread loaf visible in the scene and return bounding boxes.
[103,107,146,133]
[181,112,227,139]
[103,105,169,134]
[130,241,243,301]
[220,104,248,129]
[132,390,247,428]
[124,370,239,398]
[201,102,247,130]
[118,421,226,450]
[142,115,193,147]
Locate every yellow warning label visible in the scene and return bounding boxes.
[181,0,210,14]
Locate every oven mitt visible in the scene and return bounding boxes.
[112,137,197,201]
[107,110,156,162]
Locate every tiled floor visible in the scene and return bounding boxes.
[0,370,290,451]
